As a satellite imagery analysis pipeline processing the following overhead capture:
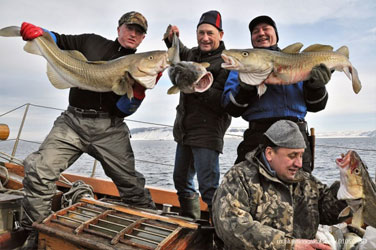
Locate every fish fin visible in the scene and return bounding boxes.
[281,42,304,53]
[200,62,210,68]
[349,66,362,94]
[302,44,334,52]
[0,26,21,37]
[238,69,271,86]
[257,84,267,96]
[23,32,58,56]
[338,206,352,219]
[112,72,133,96]
[343,67,352,81]
[23,41,42,56]
[162,24,172,41]
[167,86,180,94]
[46,64,73,89]
[127,87,134,99]
[336,46,349,58]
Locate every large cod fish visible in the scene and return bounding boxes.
[336,150,376,229]
[164,25,213,94]
[0,26,169,99]
[221,43,362,96]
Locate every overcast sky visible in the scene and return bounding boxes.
[0,0,375,140]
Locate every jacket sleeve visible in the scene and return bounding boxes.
[212,166,291,250]
[317,180,348,225]
[222,71,258,117]
[303,82,328,112]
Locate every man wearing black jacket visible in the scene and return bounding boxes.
[19,11,157,249]
[222,15,331,173]
[164,10,231,220]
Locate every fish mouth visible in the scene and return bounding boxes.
[335,152,350,169]
[193,72,213,92]
[221,54,239,70]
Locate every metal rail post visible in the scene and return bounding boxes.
[10,103,30,163]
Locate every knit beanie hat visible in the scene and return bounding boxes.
[197,10,222,31]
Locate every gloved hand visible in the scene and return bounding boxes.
[238,76,256,92]
[20,22,44,41]
[305,64,331,89]
[133,81,146,100]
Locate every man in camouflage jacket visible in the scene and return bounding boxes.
[212,120,347,249]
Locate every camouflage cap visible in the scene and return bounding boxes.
[264,120,306,149]
[118,11,148,33]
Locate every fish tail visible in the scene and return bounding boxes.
[336,46,349,59]
[23,41,43,56]
[349,66,362,94]
[0,26,21,37]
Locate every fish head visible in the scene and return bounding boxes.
[221,49,272,73]
[168,61,213,94]
[336,150,365,200]
[128,51,169,89]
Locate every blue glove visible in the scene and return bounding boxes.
[116,95,143,116]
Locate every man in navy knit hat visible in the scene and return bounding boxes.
[222,15,332,173]
[163,10,231,220]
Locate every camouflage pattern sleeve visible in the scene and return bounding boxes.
[212,163,291,250]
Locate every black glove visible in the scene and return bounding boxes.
[305,64,331,89]
[235,76,257,104]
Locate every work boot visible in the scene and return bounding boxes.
[21,229,38,250]
[178,193,201,220]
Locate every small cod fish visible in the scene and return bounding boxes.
[164,25,213,94]
[336,150,376,229]
[221,43,362,96]
[0,26,169,99]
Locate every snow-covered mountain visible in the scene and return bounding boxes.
[130,127,376,140]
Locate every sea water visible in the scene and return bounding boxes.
[1,137,375,190]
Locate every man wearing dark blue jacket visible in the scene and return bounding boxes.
[222,15,331,173]
[19,11,158,249]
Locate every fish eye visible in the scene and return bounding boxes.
[148,56,154,60]
[241,51,249,57]
[354,168,361,175]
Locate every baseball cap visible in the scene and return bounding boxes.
[118,11,148,33]
[248,15,279,42]
[197,10,222,31]
[264,120,306,149]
